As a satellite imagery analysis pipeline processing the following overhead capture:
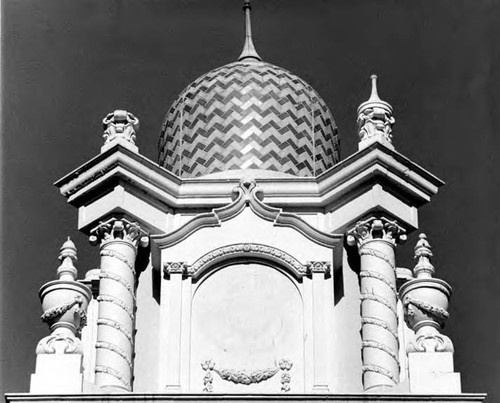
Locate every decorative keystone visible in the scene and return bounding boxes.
[102,110,139,152]
[357,75,395,150]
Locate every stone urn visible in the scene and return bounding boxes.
[37,238,92,354]
[399,234,453,353]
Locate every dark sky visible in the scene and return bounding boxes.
[2,0,499,400]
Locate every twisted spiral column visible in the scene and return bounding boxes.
[90,218,148,392]
[347,216,406,391]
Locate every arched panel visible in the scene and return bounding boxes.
[190,262,304,393]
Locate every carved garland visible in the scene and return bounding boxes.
[41,296,83,322]
[362,364,398,384]
[97,318,133,344]
[100,249,136,275]
[99,272,136,301]
[201,359,293,392]
[403,296,449,321]
[97,295,134,321]
[361,317,399,341]
[96,341,133,369]
[95,365,131,391]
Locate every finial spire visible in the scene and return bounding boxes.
[369,74,381,102]
[413,233,435,278]
[238,0,262,62]
[356,74,395,150]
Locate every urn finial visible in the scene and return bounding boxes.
[357,74,395,150]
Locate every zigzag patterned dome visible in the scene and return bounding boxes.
[158,2,340,178]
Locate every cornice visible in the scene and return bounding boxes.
[55,143,443,212]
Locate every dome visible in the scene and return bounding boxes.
[158,2,340,178]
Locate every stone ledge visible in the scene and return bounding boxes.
[4,393,487,403]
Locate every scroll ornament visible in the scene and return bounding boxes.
[201,359,293,392]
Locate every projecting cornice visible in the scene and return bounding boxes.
[54,142,443,234]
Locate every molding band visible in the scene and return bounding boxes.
[95,365,131,391]
[96,341,133,369]
[99,272,136,301]
[360,270,397,294]
[361,293,397,316]
[188,243,307,279]
[360,248,395,270]
[362,364,398,384]
[361,317,399,341]
[362,340,399,364]
[97,319,134,344]
[100,249,136,276]
[97,295,134,321]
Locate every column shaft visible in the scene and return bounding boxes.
[94,240,137,391]
[359,239,399,390]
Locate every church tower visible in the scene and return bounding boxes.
[7,2,485,402]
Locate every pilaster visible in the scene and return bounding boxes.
[307,262,331,392]
[162,262,188,392]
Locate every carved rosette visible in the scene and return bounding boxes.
[400,234,453,354]
[36,238,91,355]
[90,218,148,392]
[102,110,139,147]
[357,75,395,149]
[347,216,406,391]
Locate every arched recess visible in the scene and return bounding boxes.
[189,258,305,393]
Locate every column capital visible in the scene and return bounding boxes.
[163,262,188,276]
[89,217,149,248]
[306,261,331,275]
[346,216,407,248]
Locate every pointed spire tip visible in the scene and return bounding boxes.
[238,0,261,62]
